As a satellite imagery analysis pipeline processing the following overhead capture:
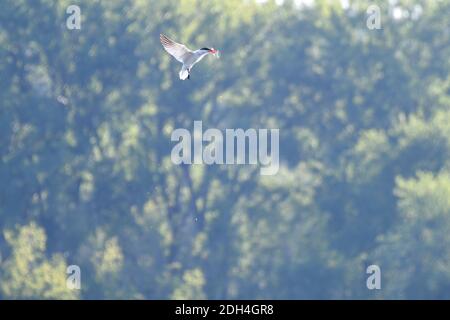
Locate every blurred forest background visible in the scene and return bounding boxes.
[1,0,450,299]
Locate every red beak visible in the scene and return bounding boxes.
[210,48,217,54]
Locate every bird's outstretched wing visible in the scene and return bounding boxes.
[160,34,192,63]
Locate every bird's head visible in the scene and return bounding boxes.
[201,47,217,54]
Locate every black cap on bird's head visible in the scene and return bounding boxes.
[200,47,217,53]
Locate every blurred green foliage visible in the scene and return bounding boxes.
[1,0,450,299]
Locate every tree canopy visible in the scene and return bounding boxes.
[1,0,450,299]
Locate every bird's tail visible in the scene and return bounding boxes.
[179,65,189,80]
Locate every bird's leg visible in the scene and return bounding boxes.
[188,68,191,80]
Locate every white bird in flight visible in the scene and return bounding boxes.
[160,34,219,80]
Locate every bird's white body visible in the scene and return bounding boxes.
[160,34,218,80]
[179,50,211,80]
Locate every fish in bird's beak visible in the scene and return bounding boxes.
[210,48,220,58]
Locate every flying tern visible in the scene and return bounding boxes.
[160,34,219,80]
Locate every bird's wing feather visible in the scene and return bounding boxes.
[160,34,193,63]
